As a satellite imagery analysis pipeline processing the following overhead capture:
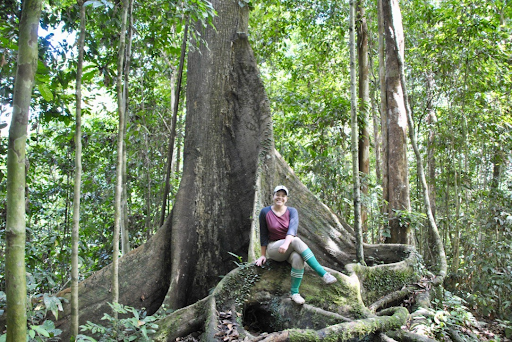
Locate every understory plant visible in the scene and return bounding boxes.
[77,302,166,342]
[0,290,63,341]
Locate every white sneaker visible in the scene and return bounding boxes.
[322,272,337,284]
[290,293,305,305]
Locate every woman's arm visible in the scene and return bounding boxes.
[287,207,299,236]
[256,208,270,266]
[259,207,270,247]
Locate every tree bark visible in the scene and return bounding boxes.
[5,0,41,340]
[70,0,86,337]
[159,24,188,227]
[386,0,447,280]
[425,72,437,267]
[112,0,129,317]
[349,0,364,264]
[121,0,134,255]
[357,0,370,240]
[377,0,388,243]
[381,0,412,245]
[162,0,273,308]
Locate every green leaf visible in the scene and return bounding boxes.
[0,37,18,50]
[43,294,63,320]
[38,83,54,102]
[31,325,51,337]
[82,69,97,82]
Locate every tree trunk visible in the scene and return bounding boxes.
[451,169,461,274]
[386,0,447,280]
[159,24,188,227]
[5,0,41,340]
[349,0,364,264]
[121,0,134,255]
[381,0,412,245]
[425,72,437,267]
[377,0,388,243]
[112,0,129,316]
[490,147,504,192]
[70,0,86,337]
[357,0,370,241]
[161,0,275,308]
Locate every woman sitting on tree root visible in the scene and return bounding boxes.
[255,185,337,304]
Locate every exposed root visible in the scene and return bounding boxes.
[152,296,209,341]
[254,306,408,341]
[153,243,426,341]
[385,329,439,342]
[369,286,416,312]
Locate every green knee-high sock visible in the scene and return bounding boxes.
[290,268,304,295]
[301,248,327,277]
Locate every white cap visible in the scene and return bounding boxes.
[273,185,289,195]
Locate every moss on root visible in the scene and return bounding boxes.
[351,253,423,305]
[287,307,408,342]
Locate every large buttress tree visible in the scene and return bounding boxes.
[161,0,272,308]
[56,0,421,339]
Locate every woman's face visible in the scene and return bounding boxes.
[273,190,288,206]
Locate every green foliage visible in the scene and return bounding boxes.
[250,0,353,219]
[408,291,512,341]
[0,290,63,341]
[77,303,160,342]
[227,251,246,267]
[454,201,512,320]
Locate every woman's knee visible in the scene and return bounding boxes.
[290,237,308,253]
[288,252,304,269]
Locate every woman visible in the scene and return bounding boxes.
[255,185,337,304]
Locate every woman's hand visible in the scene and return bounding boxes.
[278,243,290,254]
[255,256,267,266]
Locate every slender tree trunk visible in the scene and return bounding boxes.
[349,0,364,264]
[451,168,460,273]
[371,97,381,186]
[6,0,41,340]
[113,0,129,318]
[386,0,447,279]
[427,76,437,217]
[139,77,156,239]
[381,0,411,245]
[490,147,504,191]
[370,45,381,189]
[62,171,71,282]
[377,0,388,242]
[357,0,370,241]
[160,24,188,227]
[424,72,437,266]
[70,0,86,337]
[121,0,134,255]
